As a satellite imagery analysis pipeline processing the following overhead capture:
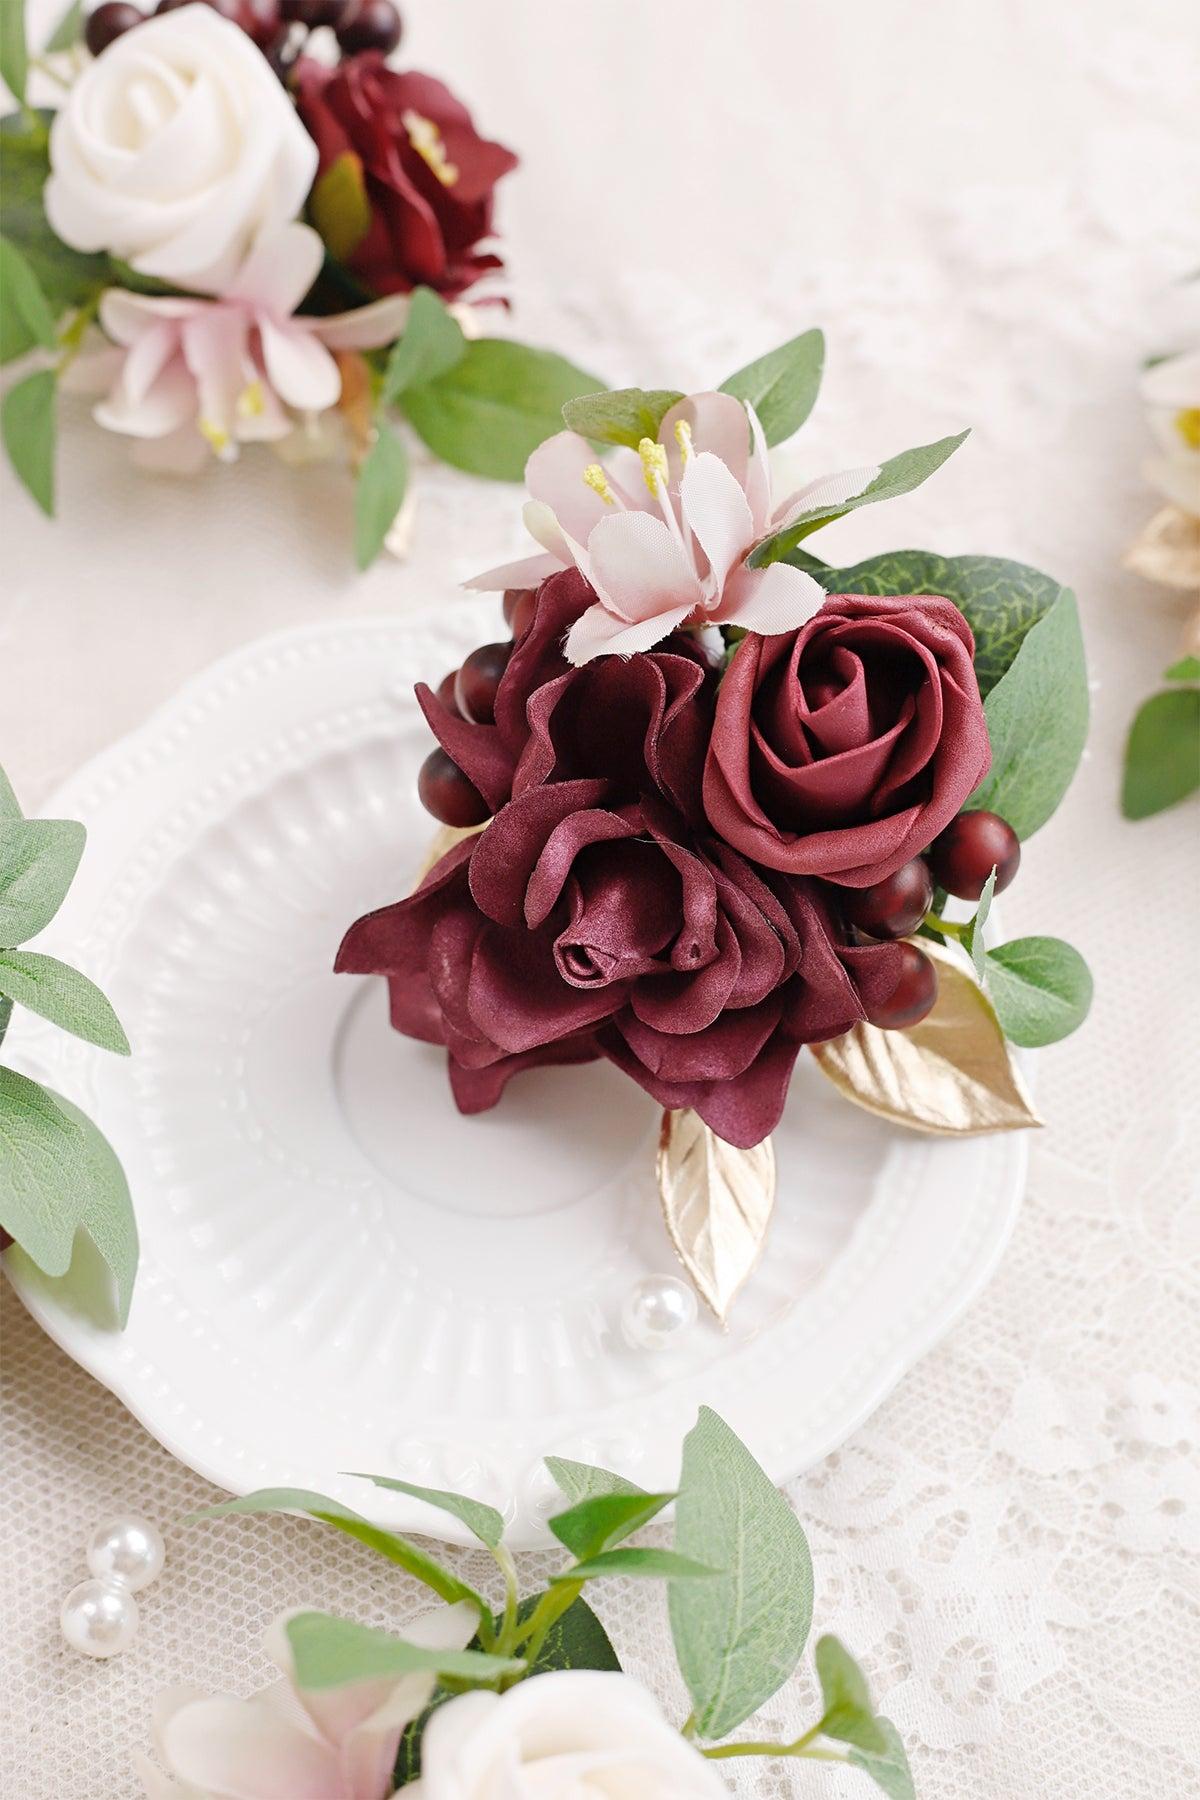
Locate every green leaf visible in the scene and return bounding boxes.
[963,867,996,982]
[984,936,1093,1047]
[751,431,969,566]
[308,151,372,265]
[0,950,130,1053]
[354,424,408,571]
[187,1489,489,1616]
[346,1473,504,1551]
[49,1089,138,1326]
[1121,687,1200,820]
[786,548,1065,699]
[719,329,824,446]
[285,1612,523,1691]
[553,1547,718,1584]
[1164,654,1200,683]
[0,815,85,944]
[559,387,684,449]
[400,339,605,481]
[44,0,84,51]
[668,1407,813,1739]
[0,234,58,363]
[847,1717,917,1800]
[0,761,21,820]
[548,1491,676,1561]
[1,0,28,102]
[968,590,1088,838]
[0,995,11,1048]
[2,366,57,515]
[544,1455,645,1504]
[381,287,467,403]
[0,121,109,309]
[814,1635,888,1754]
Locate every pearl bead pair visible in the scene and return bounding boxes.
[60,1516,165,1658]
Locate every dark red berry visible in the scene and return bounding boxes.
[279,0,342,23]
[839,858,933,941]
[864,942,938,1030]
[240,0,283,43]
[928,810,1021,901]
[502,587,531,625]
[435,670,463,717]
[417,749,489,827]
[509,589,537,640]
[0,1227,13,1253]
[455,641,512,725]
[336,0,401,54]
[157,0,240,16]
[85,0,143,51]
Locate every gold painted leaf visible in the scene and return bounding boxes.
[811,939,1041,1135]
[413,822,485,888]
[657,1109,776,1325]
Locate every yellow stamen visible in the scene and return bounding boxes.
[638,435,669,493]
[1176,407,1200,451]
[402,109,459,187]
[582,462,615,504]
[198,417,232,457]
[236,380,265,421]
[674,418,694,463]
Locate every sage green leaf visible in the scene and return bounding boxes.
[548,1491,676,1561]
[560,387,684,449]
[401,340,604,480]
[553,1547,718,1584]
[1164,654,1200,683]
[346,1473,504,1551]
[0,950,130,1053]
[354,424,408,571]
[44,0,84,51]
[544,1456,645,1504]
[963,867,996,982]
[187,1490,489,1616]
[1,0,28,102]
[751,432,969,566]
[1,234,58,363]
[719,329,824,446]
[847,1717,917,1800]
[814,1635,888,1754]
[786,548,1064,698]
[0,815,85,944]
[984,936,1093,1047]
[0,762,21,820]
[967,590,1088,837]
[669,1406,813,1739]
[285,1612,523,1691]
[0,122,109,310]
[1121,687,1200,820]
[381,288,467,403]
[49,1089,137,1326]
[3,367,57,515]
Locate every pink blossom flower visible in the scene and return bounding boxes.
[466,390,881,662]
[75,223,410,473]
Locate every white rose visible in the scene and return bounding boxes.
[410,1671,729,1799]
[45,5,318,296]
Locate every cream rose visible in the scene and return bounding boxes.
[45,5,318,296]
[409,1671,728,1799]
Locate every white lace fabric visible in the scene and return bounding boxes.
[3,0,1200,1794]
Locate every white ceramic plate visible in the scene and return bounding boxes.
[5,608,1027,1548]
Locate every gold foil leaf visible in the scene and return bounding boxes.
[811,940,1041,1135]
[414,822,485,888]
[657,1109,777,1324]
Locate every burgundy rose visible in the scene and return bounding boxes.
[295,55,517,300]
[703,595,991,887]
[336,781,903,1148]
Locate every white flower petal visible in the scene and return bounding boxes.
[718,560,827,634]
[565,600,693,663]
[99,289,199,346]
[585,509,703,623]
[679,449,755,592]
[95,359,196,439]
[229,224,324,317]
[160,1695,337,1800]
[523,497,572,559]
[258,319,341,414]
[462,551,563,592]
[526,430,612,541]
[660,390,752,488]
[310,295,411,351]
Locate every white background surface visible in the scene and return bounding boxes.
[3,1,1200,1795]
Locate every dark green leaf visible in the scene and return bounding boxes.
[968,591,1088,837]
[44,0,84,52]
[1,0,28,103]
[346,1473,504,1551]
[401,339,604,480]
[381,287,467,403]
[847,1717,917,1800]
[963,868,996,982]
[1121,687,1200,820]
[560,387,684,448]
[0,234,58,362]
[0,950,129,1053]
[751,431,969,566]
[985,936,1093,1047]
[0,122,110,309]
[669,1407,813,1739]
[719,329,824,445]
[3,366,57,515]
[787,548,1065,698]
[548,1490,675,1561]
[285,1612,522,1691]
[814,1635,888,1753]
[553,1547,717,1584]
[1164,654,1200,683]
[544,1455,645,1504]
[354,424,408,570]
[0,815,85,944]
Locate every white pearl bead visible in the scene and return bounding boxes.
[61,1578,139,1658]
[620,1275,697,1349]
[86,1515,165,1593]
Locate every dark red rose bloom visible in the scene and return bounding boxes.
[703,595,991,887]
[295,55,517,300]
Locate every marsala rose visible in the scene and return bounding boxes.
[295,54,517,300]
[703,594,992,887]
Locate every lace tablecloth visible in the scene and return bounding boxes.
[3,2,1199,1794]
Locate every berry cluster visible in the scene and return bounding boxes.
[85,0,402,64]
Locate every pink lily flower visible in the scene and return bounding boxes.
[77,223,410,473]
[466,390,881,661]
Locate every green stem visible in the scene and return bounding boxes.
[680,1713,698,1740]
[56,294,100,377]
[922,909,967,941]
[493,1545,520,1657]
[510,1577,583,1672]
[702,1740,851,1765]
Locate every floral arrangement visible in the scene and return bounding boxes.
[338,333,1094,1316]
[0,760,136,1320]
[165,1407,916,1797]
[0,0,600,563]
